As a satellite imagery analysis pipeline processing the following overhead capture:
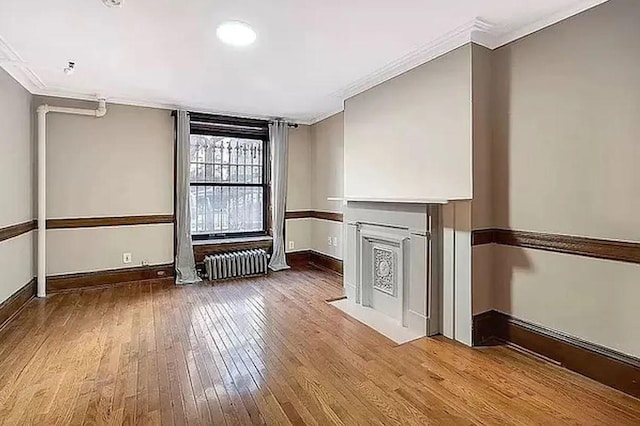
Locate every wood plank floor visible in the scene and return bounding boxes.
[0,266,639,425]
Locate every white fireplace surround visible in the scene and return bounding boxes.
[340,201,442,342]
[330,198,472,346]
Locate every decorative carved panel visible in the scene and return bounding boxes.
[373,247,396,296]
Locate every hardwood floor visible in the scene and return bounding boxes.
[0,267,639,425]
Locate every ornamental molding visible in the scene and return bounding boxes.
[373,247,396,296]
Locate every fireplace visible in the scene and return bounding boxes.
[333,201,442,343]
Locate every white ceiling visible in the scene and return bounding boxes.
[0,0,607,123]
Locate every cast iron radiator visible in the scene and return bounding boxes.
[204,249,269,280]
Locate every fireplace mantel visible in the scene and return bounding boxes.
[328,199,474,346]
[328,196,452,204]
[332,201,442,343]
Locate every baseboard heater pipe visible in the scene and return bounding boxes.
[36,99,107,298]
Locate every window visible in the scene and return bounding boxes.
[189,119,269,240]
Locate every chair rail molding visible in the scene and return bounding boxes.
[471,228,640,264]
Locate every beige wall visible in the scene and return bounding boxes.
[46,226,173,275]
[0,67,33,303]
[40,98,174,218]
[489,0,640,357]
[284,219,312,253]
[37,96,316,270]
[471,44,494,231]
[311,113,344,212]
[492,0,640,240]
[344,45,472,201]
[283,113,345,259]
[310,218,343,260]
[287,125,312,211]
[310,112,344,259]
[286,125,312,252]
[471,245,493,314]
[494,245,640,357]
[35,96,175,275]
[471,44,495,314]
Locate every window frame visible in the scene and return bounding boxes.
[189,123,270,241]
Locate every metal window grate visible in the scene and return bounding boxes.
[189,135,267,237]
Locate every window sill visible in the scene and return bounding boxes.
[192,235,272,246]
[193,236,273,262]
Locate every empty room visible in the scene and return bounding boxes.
[1,0,639,424]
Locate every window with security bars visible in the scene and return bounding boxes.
[189,134,268,239]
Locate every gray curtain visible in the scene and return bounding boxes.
[175,110,201,284]
[268,120,290,271]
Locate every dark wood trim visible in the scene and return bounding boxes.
[189,110,269,139]
[285,210,314,220]
[193,239,273,263]
[312,211,344,222]
[471,228,640,264]
[473,310,640,399]
[471,229,495,246]
[286,250,343,275]
[494,229,640,264]
[47,264,175,293]
[472,310,501,346]
[285,210,343,222]
[188,112,269,129]
[46,215,175,229]
[190,124,268,139]
[0,278,36,330]
[188,136,270,238]
[309,251,343,275]
[0,220,37,243]
[286,250,311,266]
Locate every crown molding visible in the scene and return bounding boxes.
[486,0,609,49]
[333,0,610,102]
[1,0,610,125]
[311,18,496,124]
[331,18,496,102]
[0,35,309,124]
[0,35,45,91]
[31,86,312,124]
[308,105,345,125]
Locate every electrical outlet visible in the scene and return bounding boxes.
[288,241,295,250]
[141,259,149,267]
[332,236,338,246]
[327,236,332,246]
[123,252,132,264]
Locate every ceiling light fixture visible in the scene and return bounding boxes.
[216,21,256,47]
[102,0,123,8]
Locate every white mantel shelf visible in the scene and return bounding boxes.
[327,197,459,204]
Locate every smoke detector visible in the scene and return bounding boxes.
[102,0,123,7]
[64,61,75,75]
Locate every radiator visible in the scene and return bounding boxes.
[204,249,269,280]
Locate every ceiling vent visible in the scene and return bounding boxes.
[102,0,123,7]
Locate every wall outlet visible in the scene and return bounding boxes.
[123,252,132,264]
[327,236,333,246]
[288,241,295,250]
[332,236,338,246]
[141,259,149,267]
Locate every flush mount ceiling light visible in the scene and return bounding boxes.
[216,21,256,47]
[102,0,123,7]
